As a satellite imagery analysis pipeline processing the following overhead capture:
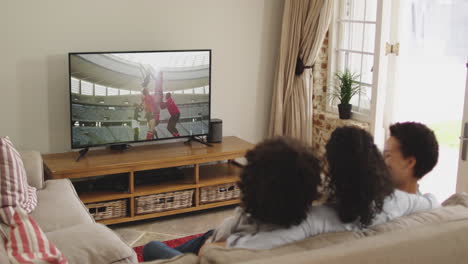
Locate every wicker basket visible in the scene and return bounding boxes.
[86,199,128,221]
[200,182,240,204]
[135,189,194,215]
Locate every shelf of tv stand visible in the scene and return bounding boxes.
[98,198,242,225]
[79,191,132,204]
[198,163,242,187]
[42,136,253,225]
[133,167,196,196]
[77,164,241,209]
[134,182,198,196]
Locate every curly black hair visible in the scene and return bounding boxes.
[389,122,439,179]
[325,126,394,227]
[238,137,322,228]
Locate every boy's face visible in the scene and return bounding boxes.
[383,136,416,187]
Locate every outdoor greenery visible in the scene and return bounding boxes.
[428,120,462,149]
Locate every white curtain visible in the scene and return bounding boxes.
[269,0,334,144]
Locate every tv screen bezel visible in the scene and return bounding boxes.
[68,49,212,149]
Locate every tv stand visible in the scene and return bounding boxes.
[184,136,213,147]
[42,136,253,225]
[109,144,131,151]
[75,147,89,162]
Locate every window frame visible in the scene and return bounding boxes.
[326,0,378,123]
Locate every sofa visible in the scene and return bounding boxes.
[0,151,138,264]
[144,194,468,264]
[2,150,468,264]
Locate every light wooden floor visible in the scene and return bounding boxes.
[110,206,236,247]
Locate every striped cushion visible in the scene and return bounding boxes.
[0,137,37,213]
[0,207,68,264]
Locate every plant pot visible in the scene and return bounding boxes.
[338,104,352,119]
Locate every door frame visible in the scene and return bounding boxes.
[370,0,392,148]
[456,62,468,193]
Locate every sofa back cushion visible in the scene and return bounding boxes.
[19,151,45,190]
[366,205,468,234]
[365,192,468,235]
[201,192,468,264]
[0,137,37,213]
[201,231,364,264]
[0,206,68,264]
[237,220,468,264]
[30,179,94,233]
[46,223,137,264]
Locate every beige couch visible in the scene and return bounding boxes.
[144,194,468,264]
[3,151,467,264]
[0,151,138,264]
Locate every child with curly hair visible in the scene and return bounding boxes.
[142,137,322,261]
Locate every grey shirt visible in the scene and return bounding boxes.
[211,190,439,250]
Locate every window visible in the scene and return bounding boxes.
[72,79,145,97]
[182,88,194,94]
[80,81,93,95]
[107,87,119,96]
[119,89,130,95]
[71,78,80,94]
[94,84,107,96]
[176,86,210,95]
[194,87,205,94]
[328,0,378,119]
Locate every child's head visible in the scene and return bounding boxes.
[141,88,149,96]
[385,122,439,188]
[238,137,321,227]
[165,92,172,100]
[325,126,394,227]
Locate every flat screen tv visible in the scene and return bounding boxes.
[69,50,211,149]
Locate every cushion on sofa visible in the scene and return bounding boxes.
[365,205,468,235]
[30,179,94,233]
[364,192,468,235]
[46,223,137,264]
[0,206,67,264]
[238,220,468,264]
[0,137,37,213]
[442,192,468,207]
[200,231,363,264]
[19,150,45,190]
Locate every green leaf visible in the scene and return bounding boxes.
[329,68,362,105]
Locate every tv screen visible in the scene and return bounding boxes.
[69,50,211,149]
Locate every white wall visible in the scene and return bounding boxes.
[0,0,284,153]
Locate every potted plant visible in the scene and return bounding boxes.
[330,69,361,119]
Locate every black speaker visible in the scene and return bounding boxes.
[208,119,222,143]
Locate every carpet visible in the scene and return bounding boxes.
[133,233,203,262]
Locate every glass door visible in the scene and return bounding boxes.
[384,0,468,201]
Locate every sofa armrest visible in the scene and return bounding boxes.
[20,150,45,190]
[442,192,468,208]
[46,223,138,264]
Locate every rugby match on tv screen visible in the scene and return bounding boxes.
[69,50,210,148]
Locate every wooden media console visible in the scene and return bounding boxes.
[42,136,253,225]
